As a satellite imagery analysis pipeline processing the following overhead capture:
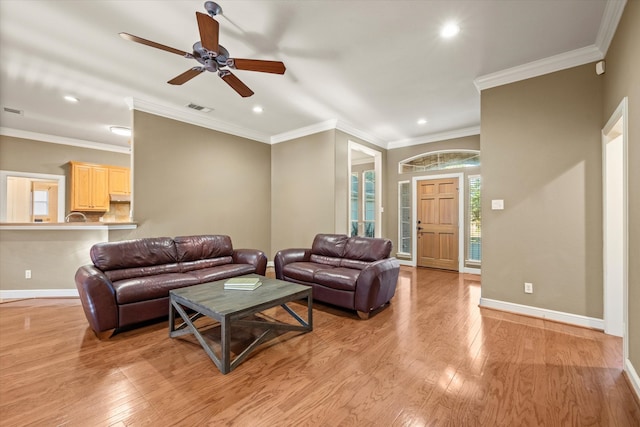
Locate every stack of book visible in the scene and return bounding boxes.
[224,277,263,291]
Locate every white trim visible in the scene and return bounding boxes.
[397,259,413,267]
[595,0,628,56]
[479,298,605,330]
[398,149,480,174]
[0,127,131,154]
[267,260,275,268]
[463,267,481,275]
[411,173,465,271]
[1,289,79,299]
[473,45,603,92]
[625,358,640,401]
[0,171,66,223]
[602,97,629,353]
[127,97,270,144]
[388,126,480,149]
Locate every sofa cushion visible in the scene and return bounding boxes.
[282,262,331,283]
[344,236,392,262]
[174,235,234,262]
[105,263,181,282]
[314,267,360,291]
[91,237,177,271]
[309,254,342,267]
[311,234,349,258]
[179,257,234,272]
[113,273,200,304]
[186,264,256,283]
[339,258,372,270]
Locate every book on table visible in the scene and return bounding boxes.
[224,277,262,290]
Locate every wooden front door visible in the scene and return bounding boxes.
[417,177,459,271]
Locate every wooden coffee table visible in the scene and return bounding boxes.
[169,274,313,374]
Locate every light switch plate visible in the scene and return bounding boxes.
[491,199,504,210]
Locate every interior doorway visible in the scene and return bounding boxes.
[348,141,382,238]
[602,97,628,345]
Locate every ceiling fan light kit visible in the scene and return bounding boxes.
[120,1,285,98]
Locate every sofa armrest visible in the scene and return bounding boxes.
[74,265,118,336]
[232,249,267,275]
[354,258,400,313]
[274,248,311,280]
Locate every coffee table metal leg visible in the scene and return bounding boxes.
[221,317,231,374]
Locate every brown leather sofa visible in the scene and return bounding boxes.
[274,234,400,319]
[75,235,267,338]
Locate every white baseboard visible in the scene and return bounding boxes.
[463,267,481,275]
[266,261,274,268]
[1,289,79,300]
[625,358,640,401]
[479,298,604,330]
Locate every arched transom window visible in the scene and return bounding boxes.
[399,150,480,173]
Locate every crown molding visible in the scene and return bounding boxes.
[387,126,480,150]
[595,0,627,56]
[126,97,271,144]
[473,45,603,92]
[270,119,338,144]
[0,127,131,153]
[334,120,387,149]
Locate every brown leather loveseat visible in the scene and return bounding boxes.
[274,234,400,319]
[75,235,267,338]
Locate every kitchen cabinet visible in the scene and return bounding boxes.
[108,166,130,194]
[69,162,109,211]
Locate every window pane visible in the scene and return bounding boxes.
[399,182,411,254]
[364,171,375,237]
[351,173,359,237]
[468,176,481,262]
[400,151,479,173]
[33,190,48,215]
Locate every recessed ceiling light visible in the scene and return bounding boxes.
[253,105,263,114]
[417,118,428,125]
[109,126,131,137]
[64,95,79,103]
[440,22,460,38]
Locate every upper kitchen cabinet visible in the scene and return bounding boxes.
[108,166,130,195]
[69,161,109,211]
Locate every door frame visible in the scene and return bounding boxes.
[411,172,464,270]
[601,97,628,355]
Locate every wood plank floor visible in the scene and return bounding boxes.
[1,267,639,426]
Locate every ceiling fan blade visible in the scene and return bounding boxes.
[168,67,204,85]
[219,71,254,97]
[231,59,286,74]
[119,33,191,57]
[196,12,219,53]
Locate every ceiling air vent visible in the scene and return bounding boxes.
[186,103,212,113]
[3,107,24,115]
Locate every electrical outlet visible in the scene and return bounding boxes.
[524,282,533,294]
[25,269,31,279]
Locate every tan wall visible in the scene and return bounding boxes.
[0,135,130,174]
[110,111,271,255]
[480,63,603,317]
[385,136,481,262]
[270,130,335,257]
[602,0,640,372]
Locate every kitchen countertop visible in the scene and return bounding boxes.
[0,222,137,230]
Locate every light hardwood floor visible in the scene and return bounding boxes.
[1,267,638,426]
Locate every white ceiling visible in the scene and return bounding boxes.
[0,0,623,151]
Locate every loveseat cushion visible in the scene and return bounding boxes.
[314,267,360,291]
[282,262,331,282]
[113,273,200,304]
[344,236,392,261]
[91,237,177,271]
[309,254,342,266]
[174,235,234,262]
[311,234,349,257]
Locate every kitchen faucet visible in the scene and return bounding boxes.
[64,212,87,222]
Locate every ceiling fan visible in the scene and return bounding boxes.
[119,1,286,97]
